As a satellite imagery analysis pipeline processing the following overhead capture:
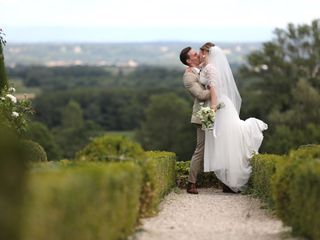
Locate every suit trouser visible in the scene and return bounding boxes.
[188,125,205,183]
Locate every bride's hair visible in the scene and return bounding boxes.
[200,42,215,52]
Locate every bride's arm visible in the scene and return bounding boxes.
[205,64,218,110]
[209,86,218,110]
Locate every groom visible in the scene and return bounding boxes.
[179,47,211,194]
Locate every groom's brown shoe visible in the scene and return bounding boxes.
[187,182,198,194]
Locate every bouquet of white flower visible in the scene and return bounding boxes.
[196,102,225,130]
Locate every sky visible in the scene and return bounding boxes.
[1,0,319,42]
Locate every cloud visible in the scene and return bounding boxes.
[1,0,319,29]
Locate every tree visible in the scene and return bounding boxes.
[61,99,84,129]
[0,28,8,91]
[25,121,62,161]
[54,100,101,158]
[240,19,320,153]
[136,93,195,160]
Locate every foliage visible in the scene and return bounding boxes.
[246,154,284,207]
[0,30,34,136]
[52,100,102,159]
[247,145,320,240]
[139,151,176,216]
[22,149,177,239]
[22,140,47,162]
[22,162,142,240]
[25,121,62,161]
[61,99,84,128]
[0,86,34,135]
[176,160,220,188]
[8,64,195,159]
[8,65,182,91]
[0,124,27,240]
[136,93,195,160]
[32,87,188,130]
[0,28,8,90]
[76,134,145,162]
[272,145,320,239]
[240,19,320,154]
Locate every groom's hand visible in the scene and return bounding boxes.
[185,67,193,73]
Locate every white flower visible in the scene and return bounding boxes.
[261,64,268,70]
[8,87,16,93]
[6,94,17,103]
[0,97,5,101]
[12,111,19,117]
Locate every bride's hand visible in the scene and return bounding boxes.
[211,105,217,111]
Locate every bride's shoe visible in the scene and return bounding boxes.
[221,182,239,194]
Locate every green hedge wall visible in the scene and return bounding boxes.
[273,145,320,239]
[22,162,142,240]
[21,135,177,240]
[246,154,284,207]
[139,151,176,216]
[247,145,320,240]
[0,127,27,240]
[75,135,176,217]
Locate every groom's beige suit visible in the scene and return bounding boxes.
[183,67,211,183]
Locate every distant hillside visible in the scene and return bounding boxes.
[4,42,261,68]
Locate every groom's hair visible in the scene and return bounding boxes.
[179,47,191,66]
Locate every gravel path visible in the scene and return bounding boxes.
[131,188,300,240]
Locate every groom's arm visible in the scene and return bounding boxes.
[183,73,211,101]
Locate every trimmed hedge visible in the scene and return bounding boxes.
[76,135,176,217]
[139,151,176,216]
[22,162,142,240]
[0,127,27,240]
[247,145,320,240]
[23,140,47,162]
[246,154,284,207]
[75,135,144,162]
[22,135,177,240]
[273,145,320,239]
[176,160,220,188]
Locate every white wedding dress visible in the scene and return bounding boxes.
[200,46,268,192]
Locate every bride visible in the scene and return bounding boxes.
[199,42,268,192]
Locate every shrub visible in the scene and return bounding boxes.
[26,121,62,161]
[0,86,34,135]
[23,140,47,162]
[22,162,142,240]
[75,135,144,162]
[139,151,176,216]
[0,125,27,240]
[176,160,220,188]
[272,145,320,239]
[288,144,320,160]
[286,159,320,239]
[246,154,284,207]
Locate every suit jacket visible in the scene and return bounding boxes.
[183,68,211,125]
